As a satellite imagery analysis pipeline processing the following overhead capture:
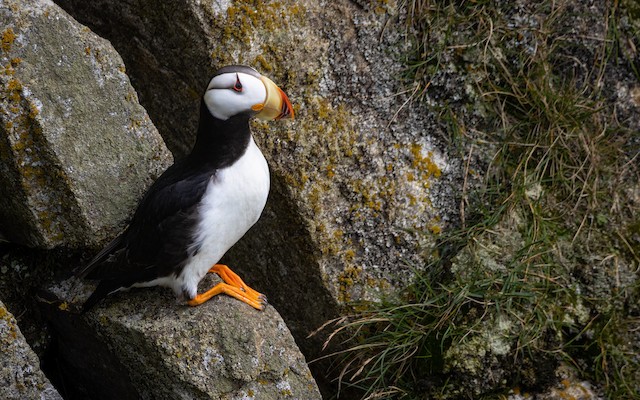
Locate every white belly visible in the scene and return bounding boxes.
[174,137,269,299]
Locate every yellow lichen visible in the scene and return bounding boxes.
[326,164,335,179]
[410,143,442,180]
[129,118,143,130]
[28,102,39,119]
[254,54,272,71]
[1,58,20,76]
[337,265,362,302]
[316,100,332,119]
[7,77,22,97]
[220,0,302,48]
[2,28,16,52]
[201,0,444,307]
[3,64,14,76]
[344,249,356,262]
[1,75,73,243]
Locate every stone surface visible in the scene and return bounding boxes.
[0,300,63,400]
[0,0,173,249]
[42,276,322,400]
[506,364,603,400]
[53,0,459,356]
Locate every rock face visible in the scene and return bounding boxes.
[43,277,322,400]
[0,0,173,249]
[2,1,324,397]
[53,0,457,354]
[0,300,63,400]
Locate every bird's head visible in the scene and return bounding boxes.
[204,65,294,121]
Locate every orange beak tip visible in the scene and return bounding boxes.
[278,88,294,120]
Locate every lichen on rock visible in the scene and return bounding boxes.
[0,0,172,248]
[42,276,322,400]
[50,2,460,385]
[0,300,63,400]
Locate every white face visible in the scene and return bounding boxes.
[203,72,267,120]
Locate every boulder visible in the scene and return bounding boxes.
[42,276,322,400]
[53,0,458,354]
[0,0,173,249]
[0,300,63,400]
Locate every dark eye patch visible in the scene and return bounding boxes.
[233,74,243,92]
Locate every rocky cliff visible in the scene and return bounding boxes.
[45,2,461,376]
[2,0,637,399]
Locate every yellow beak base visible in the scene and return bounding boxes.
[255,76,294,120]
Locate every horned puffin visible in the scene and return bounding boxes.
[77,65,293,312]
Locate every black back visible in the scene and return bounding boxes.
[79,100,253,310]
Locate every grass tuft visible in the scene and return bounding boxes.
[318,0,640,398]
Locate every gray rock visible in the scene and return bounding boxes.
[0,300,63,400]
[43,276,322,400]
[0,0,173,249]
[54,0,458,355]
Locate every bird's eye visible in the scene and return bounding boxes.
[233,74,243,92]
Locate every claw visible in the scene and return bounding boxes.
[187,264,266,310]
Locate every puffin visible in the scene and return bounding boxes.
[77,65,293,312]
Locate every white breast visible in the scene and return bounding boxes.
[173,137,270,299]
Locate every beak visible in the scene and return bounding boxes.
[254,76,294,120]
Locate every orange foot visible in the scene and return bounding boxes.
[187,264,267,310]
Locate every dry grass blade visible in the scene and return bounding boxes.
[319,0,640,398]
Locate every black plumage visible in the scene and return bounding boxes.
[78,65,292,311]
[79,105,252,311]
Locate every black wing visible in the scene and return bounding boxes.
[78,160,215,282]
